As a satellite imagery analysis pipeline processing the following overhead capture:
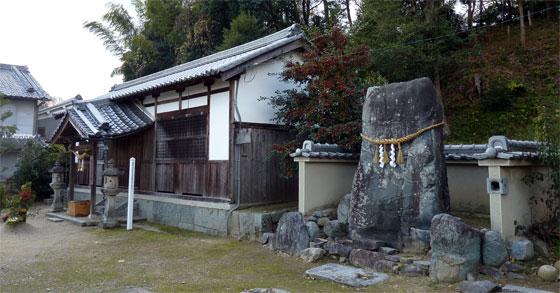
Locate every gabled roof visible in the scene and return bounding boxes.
[0,63,50,101]
[107,24,305,100]
[50,99,153,143]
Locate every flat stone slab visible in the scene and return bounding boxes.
[305,263,389,288]
[502,285,554,293]
[46,212,100,226]
[47,217,64,223]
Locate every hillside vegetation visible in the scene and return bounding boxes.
[443,18,559,143]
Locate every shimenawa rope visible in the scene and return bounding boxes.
[360,121,445,167]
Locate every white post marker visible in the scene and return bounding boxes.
[127,157,136,231]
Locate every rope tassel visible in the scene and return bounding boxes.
[397,143,404,165]
[382,144,389,164]
[360,121,445,168]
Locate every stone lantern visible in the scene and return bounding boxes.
[49,161,66,212]
[101,159,120,228]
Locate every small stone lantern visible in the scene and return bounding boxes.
[101,159,120,228]
[49,161,66,212]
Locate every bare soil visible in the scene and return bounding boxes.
[0,205,557,293]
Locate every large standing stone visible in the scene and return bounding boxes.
[349,78,449,246]
[483,230,508,267]
[337,193,352,223]
[430,214,482,282]
[272,212,310,255]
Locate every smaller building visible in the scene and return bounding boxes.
[0,63,50,181]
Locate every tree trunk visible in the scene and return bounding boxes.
[479,0,484,21]
[345,0,352,27]
[518,0,526,48]
[528,9,532,26]
[467,0,474,29]
[323,0,330,27]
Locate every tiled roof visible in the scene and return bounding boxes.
[445,136,541,161]
[107,24,305,100]
[290,140,358,160]
[1,134,47,150]
[0,63,50,101]
[50,99,153,141]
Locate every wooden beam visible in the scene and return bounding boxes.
[88,140,98,218]
[68,147,76,202]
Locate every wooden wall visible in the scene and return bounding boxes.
[236,124,298,204]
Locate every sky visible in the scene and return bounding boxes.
[0,1,132,102]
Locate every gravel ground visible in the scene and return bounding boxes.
[0,204,557,293]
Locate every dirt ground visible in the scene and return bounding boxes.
[0,205,557,293]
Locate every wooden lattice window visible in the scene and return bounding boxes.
[156,109,207,160]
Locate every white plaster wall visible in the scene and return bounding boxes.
[447,163,490,214]
[158,90,180,102]
[185,83,207,96]
[208,91,229,160]
[236,52,303,124]
[0,99,36,135]
[157,100,180,113]
[145,106,155,117]
[183,96,207,109]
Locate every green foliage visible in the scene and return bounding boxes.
[263,28,369,176]
[352,0,463,83]
[0,94,17,153]
[481,79,527,111]
[218,12,265,51]
[11,142,65,200]
[2,182,34,225]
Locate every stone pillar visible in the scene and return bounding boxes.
[101,159,120,229]
[479,159,545,239]
[49,161,66,212]
[349,77,449,248]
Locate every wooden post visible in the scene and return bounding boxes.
[88,140,98,218]
[68,147,76,202]
[151,96,158,192]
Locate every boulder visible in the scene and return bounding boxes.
[403,227,431,253]
[399,263,429,277]
[349,249,384,270]
[299,248,326,263]
[349,78,449,245]
[482,230,508,267]
[430,214,482,282]
[324,240,353,258]
[413,260,431,271]
[380,247,398,255]
[372,259,398,273]
[337,193,352,223]
[479,265,503,278]
[510,238,534,261]
[351,232,385,251]
[312,209,336,219]
[272,212,310,255]
[537,265,559,282]
[533,239,550,258]
[500,261,524,273]
[554,260,560,270]
[324,220,347,238]
[316,217,330,227]
[305,221,321,240]
[260,232,275,245]
[458,280,501,293]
